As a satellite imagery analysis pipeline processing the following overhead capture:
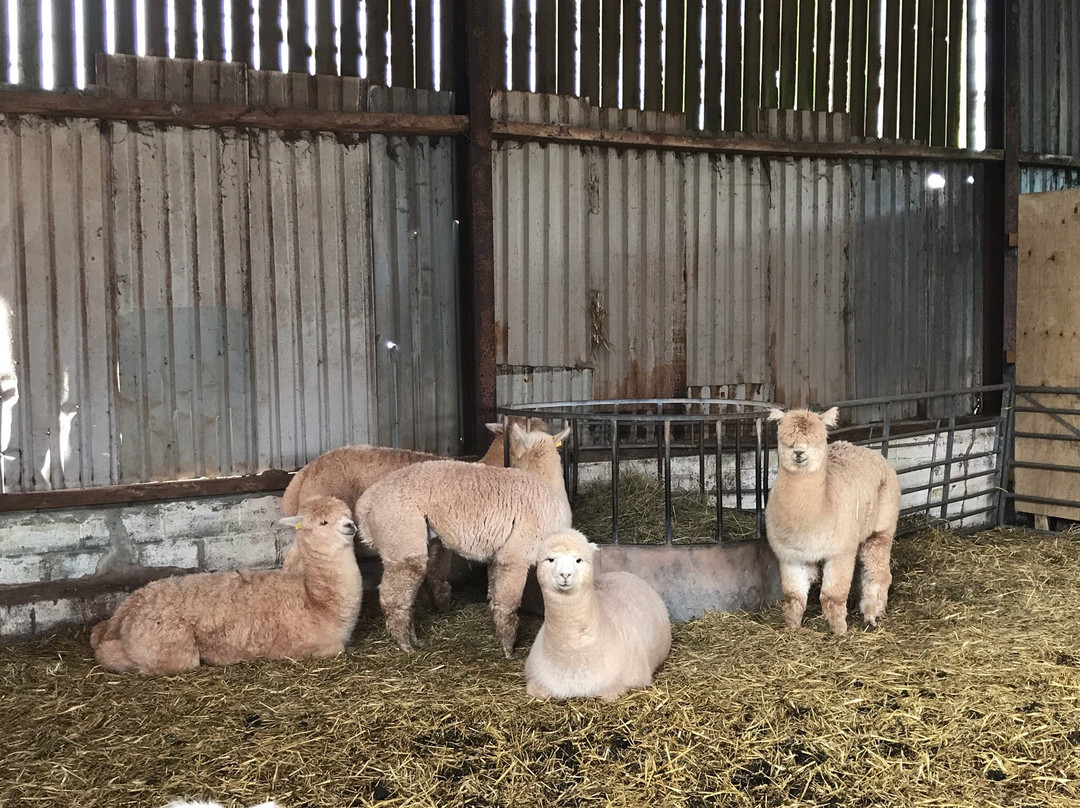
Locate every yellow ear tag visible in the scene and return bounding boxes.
[555,440,563,448]
[294,521,303,531]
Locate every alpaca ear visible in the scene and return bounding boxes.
[820,406,839,428]
[553,425,572,445]
[509,421,530,455]
[528,417,548,432]
[768,408,785,422]
[588,541,600,556]
[279,515,303,529]
[485,421,504,435]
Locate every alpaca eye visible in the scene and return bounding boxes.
[546,558,554,563]
[575,558,582,564]
[320,520,328,526]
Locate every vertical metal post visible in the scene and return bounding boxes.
[995,382,1016,526]
[664,419,673,545]
[762,413,771,508]
[611,417,620,544]
[562,419,572,494]
[698,415,706,496]
[715,420,724,543]
[388,344,400,448]
[655,402,663,480]
[572,417,581,497]
[754,418,764,537]
[938,414,957,521]
[734,421,744,510]
[881,408,892,458]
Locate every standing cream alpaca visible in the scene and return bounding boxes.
[764,407,901,635]
[525,529,671,701]
[357,423,572,657]
[90,497,362,674]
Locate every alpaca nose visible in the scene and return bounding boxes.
[793,450,805,462]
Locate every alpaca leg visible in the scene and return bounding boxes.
[488,561,529,658]
[526,679,553,700]
[379,557,428,653]
[778,562,817,630]
[858,529,894,627]
[424,540,453,613]
[820,551,858,635]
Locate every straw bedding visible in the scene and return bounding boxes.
[2,526,1079,807]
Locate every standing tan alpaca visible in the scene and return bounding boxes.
[764,408,901,635]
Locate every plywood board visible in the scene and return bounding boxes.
[1015,188,1080,521]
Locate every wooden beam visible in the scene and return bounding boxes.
[463,0,498,450]
[0,472,293,513]
[492,118,1005,162]
[0,89,469,135]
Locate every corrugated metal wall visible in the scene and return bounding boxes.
[493,93,985,411]
[0,59,460,493]
[1020,0,1080,158]
[1020,167,1080,195]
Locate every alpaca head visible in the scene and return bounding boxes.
[769,407,838,474]
[536,529,598,595]
[507,422,572,475]
[279,495,356,550]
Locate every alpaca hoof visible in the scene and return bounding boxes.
[828,619,848,636]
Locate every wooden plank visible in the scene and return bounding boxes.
[174,0,198,59]
[413,0,433,88]
[82,0,106,85]
[928,0,946,144]
[946,0,963,147]
[259,0,283,70]
[489,0,506,90]
[760,0,781,110]
[865,0,883,137]
[0,89,469,134]
[114,0,136,55]
[492,117,1004,161]
[684,0,703,126]
[580,0,601,102]
[367,0,389,83]
[17,0,41,87]
[0,471,294,511]
[703,0,723,129]
[536,0,557,93]
[643,0,662,110]
[882,0,901,137]
[1015,189,1080,521]
[511,0,531,91]
[203,0,226,61]
[440,0,455,89]
[779,0,797,109]
[814,0,832,110]
[621,0,642,109]
[725,0,743,127]
[391,0,415,86]
[601,0,621,107]
[340,0,361,76]
[929,0,948,145]
[796,0,814,110]
[231,0,255,65]
[556,0,577,95]
[898,0,916,138]
[51,0,77,88]
[913,0,932,142]
[848,0,868,136]
[663,0,684,113]
[315,0,339,76]
[145,1,168,58]
[288,0,309,73]
[0,0,7,83]
[831,0,850,113]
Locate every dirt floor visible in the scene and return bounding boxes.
[2,527,1080,807]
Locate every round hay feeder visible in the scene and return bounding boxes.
[501,398,784,621]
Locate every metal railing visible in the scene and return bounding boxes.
[1006,386,1080,524]
[501,385,1013,545]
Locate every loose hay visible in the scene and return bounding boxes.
[2,527,1080,807]
[571,470,759,544]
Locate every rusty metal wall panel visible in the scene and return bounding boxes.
[0,117,114,492]
[497,367,595,406]
[849,161,984,416]
[247,127,377,473]
[1020,0,1080,157]
[1020,167,1080,194]
[493,92,592,369]
[369,86,462,455]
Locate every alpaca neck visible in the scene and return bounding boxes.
[541,586,601,646]
[774,466,829,518]
[297,538,361,620]
[522,451,569,500]
[479,433,506,466]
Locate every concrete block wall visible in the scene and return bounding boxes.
[1,494,291,640]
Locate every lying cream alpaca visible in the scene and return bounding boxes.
[525,529,671,701]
